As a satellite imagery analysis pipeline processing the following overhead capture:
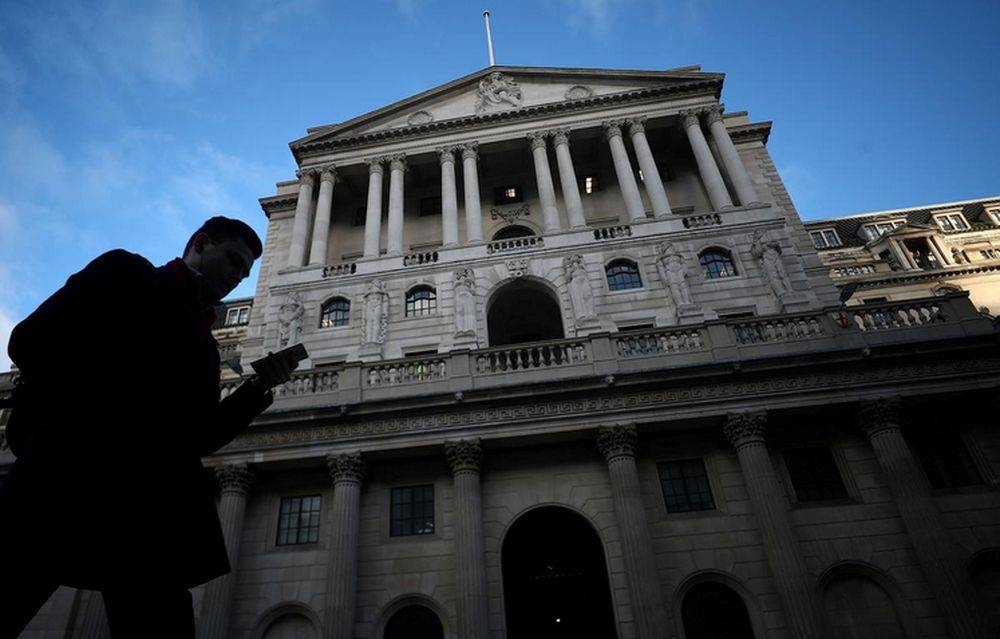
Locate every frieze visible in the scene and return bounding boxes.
[490,203,530,225]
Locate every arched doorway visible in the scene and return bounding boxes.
[501,506,617,638]
[681,581,754,639]
[487,279,564,346]
[383,604,444,639]
[492,225,534,240]
[822,574,908,638]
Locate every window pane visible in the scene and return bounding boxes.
[606,261,642,291]
[699,250,736,279]
[277,495,322,546]
[823,230,839,246]
[658,459,715,513]
[810,232,825,249]
[391,484,435,536]
[321,299,350,327]
[783,448,848,502]
[405,287,437,317]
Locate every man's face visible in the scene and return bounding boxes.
[189,234,255,302]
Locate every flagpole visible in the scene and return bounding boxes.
[483,10,496,66]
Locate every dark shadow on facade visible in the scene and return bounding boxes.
[487,279,564,346]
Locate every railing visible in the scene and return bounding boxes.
[323,262,357,278]
[845,300,944,331]
[593,225,632,241]
[832,264,877,277]
[682,213,721,229]
[476,340,588,374]
[729,316,825,345]
[616,328,705,357]
[366,358,447,386]
[486,236,543,254]
[403,251,439,267]
[219,369,339,399]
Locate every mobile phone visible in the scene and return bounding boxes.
[250,343,309,386]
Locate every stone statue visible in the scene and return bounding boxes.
[655,242,693,307]
[277,291,305,348]
[453,268,477,337]
[362,279,389,345]
[475,72,523,113]
[951,246,969,264]
[750,230,792,297]
[564,254,595,322]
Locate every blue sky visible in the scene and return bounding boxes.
[1,0,998,370]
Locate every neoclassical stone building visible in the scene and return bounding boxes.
[4,65,999,639]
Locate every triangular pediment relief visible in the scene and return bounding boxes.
[293,65,721,151]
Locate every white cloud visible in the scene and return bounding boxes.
[778,163,818,213]
[0,121,69,193]
[0,304,13,372]
[393,0,420,18]
[0,199,18,244]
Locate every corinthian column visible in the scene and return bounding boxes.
[627,118,672,218]
[386,154,407,256]
[603,121,646,222]
[197,464,254,639]
[704,106,759,206]
[860,398,991,639]
[596,425,669,639]
[551,129,586,229]
[309,165,338,265]
[288,169,317,267]
[445,439,489,639]
[461,144,484,243]
[325,453,365,639]
[439,147,459,247]
[680,110,733,211]
[723,412,821,638]
[363,159,384,259]
[528,132,561,233]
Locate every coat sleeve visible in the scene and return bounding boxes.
[193,380,274,457]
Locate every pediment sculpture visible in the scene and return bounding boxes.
[475,72,523,114]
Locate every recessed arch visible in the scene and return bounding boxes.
[698,246,737,279]
[485,277,564,346]
[817,561,917,638]
[674,571,762,639]
[604,258,643,291]
[319,296,350,328]
[374,593,451,639]
[492,224,535,241]
[251,602,322,639]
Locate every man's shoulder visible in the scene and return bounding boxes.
[87,249,155,272]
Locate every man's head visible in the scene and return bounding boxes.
[183,216,263,302]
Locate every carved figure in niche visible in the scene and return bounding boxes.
[564,254,596,321]
[362,279,389,345]
[950,246,969,264]
[277,291,305,348]
[750,230,792,297]
[655,242,693,307]
[453,268,478,337]
[475,72,523,113]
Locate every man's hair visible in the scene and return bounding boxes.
[183,216,263,259]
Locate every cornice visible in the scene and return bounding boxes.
[846,262,1000,288]
[728,121,771,145]
[259,194,298,217]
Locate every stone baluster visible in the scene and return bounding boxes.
[439,147,459,247]
[527,132,562,233]
[704,106,760,206]
[596,424,670,639]
[860,398,991,639]
[680,109,733,211]
[308,165,338,265]
[288,168,317,267]
[362,159,385,259]
[386,154,407,256]
[551,129,587,229]
[723,412,821,638]
[461,144,484,243]
[324,453,365,639]
[627,117,672,218]
[445,439,490,639]
[197,464,254,639]
[603,121,646,222]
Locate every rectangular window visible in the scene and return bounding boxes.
[934,212,969,232]
[419,196,441,217]
[658,459,716,513]
[390,485,435,536]
[987,208,1000,226]
[810,229,842,249]
[276,495,322,545]
[908,433,983,489]
[782,447,848,502]
[578,175,598,195]
[862,220,905,240]
[225,307,250,326]
[494,185,522,205]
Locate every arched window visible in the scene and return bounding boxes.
[492,225,534,241]
[606,260,642,291]
[319,298,350,327]
[699,248,737,279]
[405,286,437,317]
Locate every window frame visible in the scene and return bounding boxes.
[404,285,437,318]
[578,175,599,195]
[605,259,643,291]
[493,184,523,205]
[861,219,906,241]
[933,211,970,232]
[389,484,436,537]
[779,446,851,504]
[275,494,323,546]
[698,248,738,280]
[319,297,351,328]
[986,207,1000,226]
[657,458,717,514]
[225,306,251,326]
[809,228,842,249]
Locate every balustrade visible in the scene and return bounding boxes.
[486,236,544,254]
[616,328,704,357]
[682,213,721,229]
[476,341,588,373]
[366,358,447,386]
[846,301,944,331]
[403,251,439,267]
[832,264,877,277]
[593,225,632,241]
[730,316,824,345]
[323,263,357,278]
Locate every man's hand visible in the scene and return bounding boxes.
[250,345,306,388]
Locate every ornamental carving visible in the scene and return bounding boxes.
[564,254,596,322]
[679,109,703,129]
[723,412,767,450]
[319,165,338,183]
[564,85,593,100]
[655,242,693,308]
[750,230,793,300]
[362,279,389,346]
[506,259,529,278]
[490,203,530,225]
[216,463,254,495]
[475,72,523,114]
[445,439,483,474]
[453,268,477,337]
[278,291,305,349]
[858,397,902,438]
[527,131,548,151]
[295,168,317,184]
[626,116,648,135]
[597,424,638,461]
[704,104,724,125]
[389,154,407,172]
[437,146,456,164]
[327,452,365,484]
[460,143,479,161]
[407,110,434,126]
[602,120,624,139]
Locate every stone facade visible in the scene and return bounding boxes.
[3,65,999,639]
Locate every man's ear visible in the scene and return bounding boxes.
[192,232,211,254]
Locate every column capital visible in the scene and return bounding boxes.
[597,424,637,462]
[723,411,767,451]
[626,116,648,135]
[437,146,457,163]
[389,154,407,172]
[859,397,902,439]
[602,120,625,139]
[527,131,548,151]
[216,463,254,495]
[319,164,338,184]
[704,104,724,125]
[295,167,318,184]
[550,128,571,146]
[365,157,385,175]
[445,439,483,474]
[679,109,705,129]
[326,452,365,485]
[460,143,479,161]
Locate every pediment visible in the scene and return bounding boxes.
[293,65,721,151]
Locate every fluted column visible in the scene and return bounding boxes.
[386,154,407,256]
[551,129,586,229]
[439,147,459,247]
[325,453,365,639]
[603,121,646,222]
[528,132,561,233]
[362,159,384,259]
[704,106,760,206]
[461,144,484,243]
[445,439,489,639]
[308,165,337,265]
[197,464,254,639]
[79,592,111,639]
[288,169,317,267]
[680,110,733,211]
[597,425,669,639]
[627,117,672,218]
[860,398,991,639]
[723,412,821,638]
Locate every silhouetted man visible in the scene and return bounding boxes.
[0,216,292,637]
